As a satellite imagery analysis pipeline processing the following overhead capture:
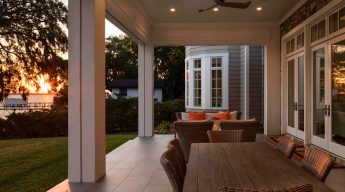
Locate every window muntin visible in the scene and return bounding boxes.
[193,59,202,107]
[211,57,222,107]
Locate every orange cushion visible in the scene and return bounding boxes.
[213,111,230,121]
[188,111,206,120]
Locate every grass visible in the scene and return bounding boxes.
[0,133,137,192]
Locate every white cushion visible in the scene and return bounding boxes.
[230,111,238,120]
[181,112,189,120]
[205,113,214,120]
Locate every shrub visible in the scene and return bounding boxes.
[0,97,185,138]
[154,99,185,126]
[154,121,174,134]
[0,109,67,139]
[106,97,138,133]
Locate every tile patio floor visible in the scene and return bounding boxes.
[49,134,345,192]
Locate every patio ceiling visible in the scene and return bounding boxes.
[137,0,300,23]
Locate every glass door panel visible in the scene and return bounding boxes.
[313,48,326,138]
[288,59,295,128]
[331,40,345,146]
[298,56,305,131]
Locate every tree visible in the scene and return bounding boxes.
[105,35,185,100]
[105,35,138,89]
[0,0,68,102]
[154,46,185,100]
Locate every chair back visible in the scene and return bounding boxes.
[175,112,182,120]
[173,121,213,160]
[160,148,184,192]
[276,136,296,158]
[218,184,313,192]
[167,139,186,175]
[219,120,259,142]
[207,130,244,143]
[301,147,334,182]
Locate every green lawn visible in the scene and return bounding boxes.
[0,133,137,192]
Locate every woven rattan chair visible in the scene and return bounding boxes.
[218,184,313,192]
[160,148,184,192]
[173,121,213,160]
[167,139,186,176]
[219,120,259,142]
[175,111,242,121]
[276,136,296,159]
[207,130,244,143]
[301,147,334,182]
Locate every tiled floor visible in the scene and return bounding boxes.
[49,134,345,192]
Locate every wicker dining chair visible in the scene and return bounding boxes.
[167,139,187,176]
[301,147,334,182]
[207,130,244,143]
[219,120,259,142]
[218,184,313,192]
[160,148,185,192]
[276,135,296,159]
[173,121,213,161]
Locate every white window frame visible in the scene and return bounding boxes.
[211,57,223,108]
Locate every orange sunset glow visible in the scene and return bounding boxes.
[21,74,54,93]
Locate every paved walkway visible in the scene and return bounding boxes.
[49,134,345,192]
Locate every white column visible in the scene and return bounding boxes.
[265,25,282,135]
[138,43,154,137]
[244,46,250,119]
[68,0,105,183]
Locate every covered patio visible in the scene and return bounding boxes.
[53,0,345,191]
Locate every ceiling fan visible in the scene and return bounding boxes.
[198,0,251,13]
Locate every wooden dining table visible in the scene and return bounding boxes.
[183,142,334,192]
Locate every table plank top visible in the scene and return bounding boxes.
[183,142,334,192]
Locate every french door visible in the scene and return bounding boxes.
[311,34,345,157]
[287,53,305,139]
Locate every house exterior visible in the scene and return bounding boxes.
[185,45,264,122]
[65,0,345,184]
[109,79,164,102]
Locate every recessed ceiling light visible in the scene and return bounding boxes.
[256,7,262,11]
[170,8,176,12]
[213,7,219,12]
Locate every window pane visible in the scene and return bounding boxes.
[287,41,291,54]
[329,12,339,34]
[318,20,326,39]
[290,39,295,52]
[313,48,325,138]
[311,25,318,42]
[186,61,189,70]
[298,56,304,131]
[331,39,345,146]
[288,59,295,128]
[194,59,201,68]
[212,57,222,67]
[340,7,345,29]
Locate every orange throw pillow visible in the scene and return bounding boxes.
[213,111,230,121]
[188,111,206,120]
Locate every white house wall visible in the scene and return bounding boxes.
[111,88,163,102]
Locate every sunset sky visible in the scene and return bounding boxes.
[61,0,125,38]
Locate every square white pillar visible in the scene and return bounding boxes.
[138,43,154,137]
[68,0,105,183]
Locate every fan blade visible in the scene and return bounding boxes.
[220,1,251,9]
[212,0,224,4]
[198,4,219,12]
